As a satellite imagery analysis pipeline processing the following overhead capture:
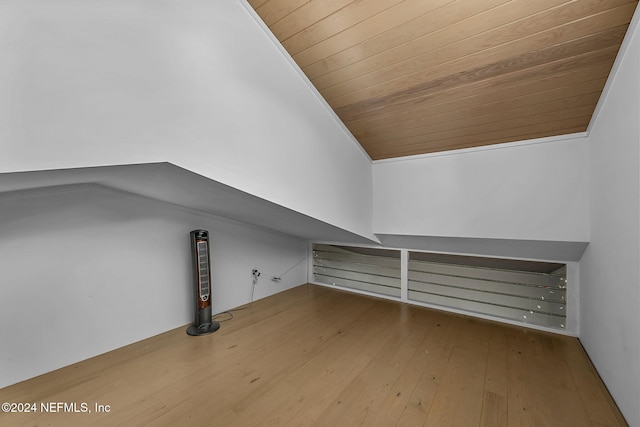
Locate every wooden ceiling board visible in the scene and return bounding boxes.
[312,0,629,87]
[292,0,454,67]
[362,100,593,148]
[334,33,624,123]
[346,60,617,132]
[356,91,603,145]
[368,118,592,158]
[299,0,510,78]
[323,13,633,107]
[343,51,618,128]
[249,0,638,159]
[361,104,598,150]
[348,63,614,135]
[281,0,407,55]
[269,0,355,41]
[311,0,575,92]
[255,0,310,26]
[248,0,269,10]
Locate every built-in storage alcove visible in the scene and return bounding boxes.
[312,244,402,298]
[312,244,568,332]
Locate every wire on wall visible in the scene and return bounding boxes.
[213,252,311,324]
[250,252,309,301]
[256,253,310,283]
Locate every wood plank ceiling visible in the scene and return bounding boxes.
[248,0,638,160]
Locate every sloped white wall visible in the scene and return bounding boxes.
[0,0,374,241]
[580,10,640,426]
[0,185,308,388]
[373,136,590,243]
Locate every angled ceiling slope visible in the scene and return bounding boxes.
[248,0,638,160]
[0,164,378,245]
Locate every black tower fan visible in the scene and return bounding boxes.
[186,229,220,336]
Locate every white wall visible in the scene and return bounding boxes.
[580,10,640,426]
[0,185,308,388]
[373,136,590,242]
[0,0,374,241]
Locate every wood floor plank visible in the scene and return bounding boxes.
[506,328,538,427]
[356,310,439,426]
[217,294,385,426]
[0,284,627,427]
[312,307,433,426]
[564,339,628,426]
[480,321,509,427]
[395,314,463,426]
[481,391,508,427]
[141,289,377,426]
[424,345,487,426]
[281,299,410,426]
[423,317,491,426]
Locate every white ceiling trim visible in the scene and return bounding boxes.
[372,132,589,165]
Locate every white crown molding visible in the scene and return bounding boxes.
[372,132,589,164]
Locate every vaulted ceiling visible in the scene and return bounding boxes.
[249,0,638,160]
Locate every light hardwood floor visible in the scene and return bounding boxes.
[0,284,627,426]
